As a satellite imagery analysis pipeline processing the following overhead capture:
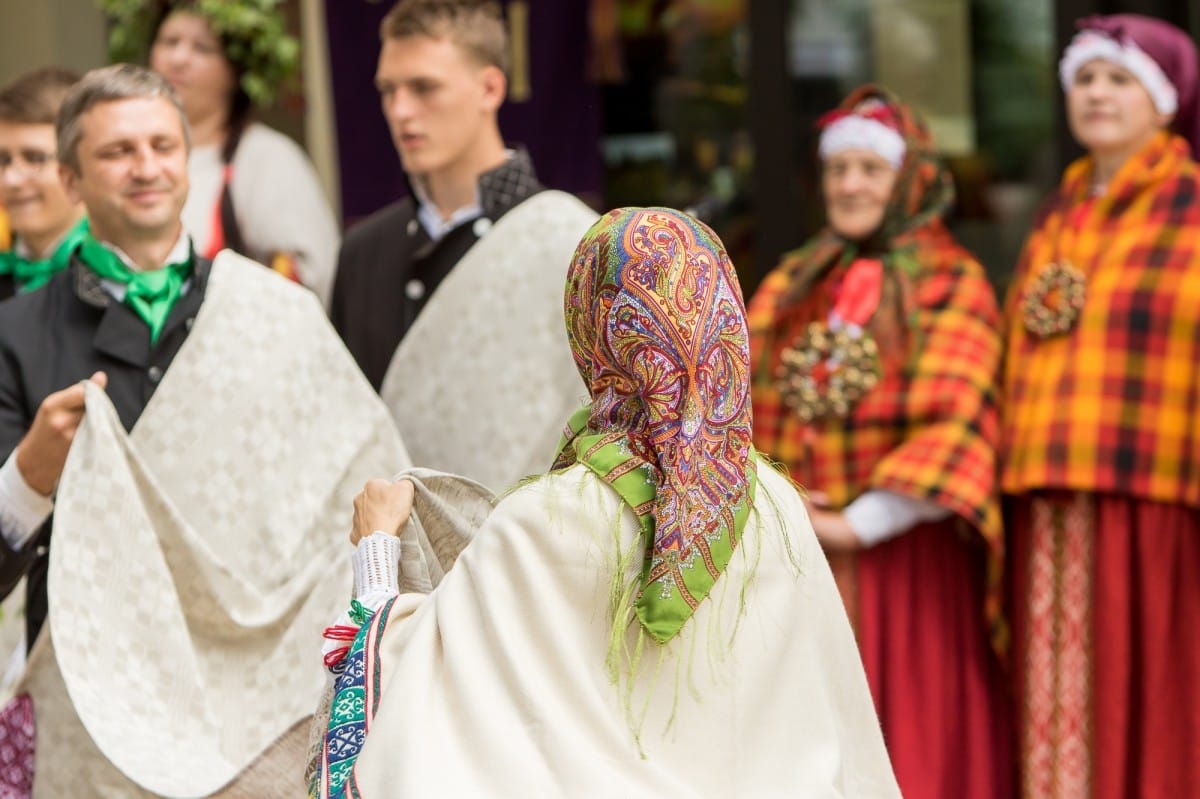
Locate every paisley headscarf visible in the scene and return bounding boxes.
[553,207,757,644]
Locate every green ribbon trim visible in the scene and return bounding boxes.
[0,217,89,292]
[556,405,759,643]
[74,232,193,344]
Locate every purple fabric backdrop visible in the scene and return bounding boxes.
[324,0,604,226]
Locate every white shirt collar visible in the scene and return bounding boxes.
[410,150,514,241]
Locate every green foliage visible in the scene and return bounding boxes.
[96,0,300,107]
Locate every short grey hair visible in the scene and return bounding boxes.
[56,63,190,172]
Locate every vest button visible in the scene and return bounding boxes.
[472,217,492,237]
[148,365,164,384]
[407,219,419,236]
[405,279,426,301]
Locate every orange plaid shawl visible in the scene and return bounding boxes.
[749,227,1002,541]
[1002,131,1200,506]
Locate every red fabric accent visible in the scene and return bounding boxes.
[1008,492,1200,799]
[847,520,1014,799]
[204,164,233,260]
[0,694,34,797]
[324,646,352,670]
[817,102,902,132]
[833,258,883,325]
[322,624,359,642]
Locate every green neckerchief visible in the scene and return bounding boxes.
[74,232,193,345]
[555,405,759,643]
[0,217,89,293]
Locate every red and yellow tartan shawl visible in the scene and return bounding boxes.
[749,221,1005,645]
[1002,131,1200,507]
[553,207,757,645]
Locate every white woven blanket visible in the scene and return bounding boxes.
[379,191,597,492]
[17,252,412,797]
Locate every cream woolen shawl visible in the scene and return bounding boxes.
[379,191,597,492]
[16,252,413,798]
[344,461,901,798]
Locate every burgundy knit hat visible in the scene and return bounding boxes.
[1061,14,1200,155]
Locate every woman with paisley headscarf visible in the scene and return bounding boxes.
[747,86,1012,799]
[1003,15,1200,799]
[307,207,900,798]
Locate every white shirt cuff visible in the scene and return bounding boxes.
[353,531,401,607]
[0,450,54,550]
[844,489,953,548]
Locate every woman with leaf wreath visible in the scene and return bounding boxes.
[1003,15,1200,798]
[98,0,340,308]
[747,86,1013,799]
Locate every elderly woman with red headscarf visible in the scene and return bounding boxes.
[1003,15,1200,799]
[306,207,901,798]
[747,86,1012,799]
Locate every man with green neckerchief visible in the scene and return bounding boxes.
[0,63,200,657]
[0,64,413,795]
[0,67,87,300]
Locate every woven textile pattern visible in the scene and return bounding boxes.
[381,191,597,492]
[553,207,756,643]
[0,694,33,795]
[1022,494,1093,799]
[1002,131,1200,506]
[19,253,411,797]
[750,226,1002,536]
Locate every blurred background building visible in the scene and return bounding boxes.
[1,0,1197,295]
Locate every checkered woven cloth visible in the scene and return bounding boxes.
[749,222,1004,641]
[16,252,412,797]
[380,191,595,492]
[1002,131,1200,506]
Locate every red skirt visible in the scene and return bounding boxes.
[1007,492,1200,799]
[829,519,1014,799]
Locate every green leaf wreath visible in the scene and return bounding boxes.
[96,0,300,107]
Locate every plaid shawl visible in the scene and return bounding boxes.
[553,207,757,644]
[1002,131,1200,506]
[748,88,1004,636]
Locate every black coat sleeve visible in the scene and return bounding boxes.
[0,321,41,601]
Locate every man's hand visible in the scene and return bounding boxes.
[15,371,108,496]
[350,478,416,545]
[802,489,863,553]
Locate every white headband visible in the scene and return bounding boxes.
[818,116,906,169]
[1059,30,1178,115]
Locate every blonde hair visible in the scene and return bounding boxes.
[380,0,509,75]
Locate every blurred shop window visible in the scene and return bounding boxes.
[786,0,1055,295]
[598,0,755,275]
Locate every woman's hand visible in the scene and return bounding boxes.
[803,490,863,553]
[350,478,415,545]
